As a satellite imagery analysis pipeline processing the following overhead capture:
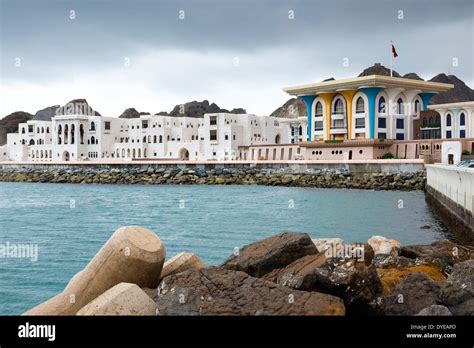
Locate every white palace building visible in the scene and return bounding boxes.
[3,107,289,162]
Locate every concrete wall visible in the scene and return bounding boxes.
[426,164,474,242]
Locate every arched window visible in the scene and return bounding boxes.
[153,135,157,143]
[167,135,170,141]
[397,98,404,114]
[378,97,386,113]
[58,124,62,144]
[91,136,95,144]
[41,127,44,133]
[90,122,95,131]
[80,124,84,144]
[435,115,440,126]
[422,117,427,128]
[37,127,40,133]
[71,124,75,144]
[46,127,50,134]
[446,114,452,127]
[414,99,420,113]
[355,97,365,113]
[315,102,323,117]
[64,124,69,144]
[429,117,434,127]
[29,139,35,145]
[143,136,146,143]
[159,135,163,143]
[299,125,303,136]
[96,138,98,144]
[333,98,344,114]
[460,112,466,126]
[21,128,25,134]
[148,135,151,143]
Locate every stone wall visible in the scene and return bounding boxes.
[0,165,426,190]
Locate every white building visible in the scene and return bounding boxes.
[4,113,289,162]
[428,101,474,140]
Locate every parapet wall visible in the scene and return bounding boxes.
[425,164,474,243]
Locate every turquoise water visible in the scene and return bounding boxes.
[0,182,449,315]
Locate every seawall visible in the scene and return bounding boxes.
[425,164,474,244]
[0,160,426,190]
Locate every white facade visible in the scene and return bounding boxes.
[429,101,474,140]
[4,113,289,162]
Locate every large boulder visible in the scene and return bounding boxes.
[401,239,472,275]
[154,267,345,316]
[312,238,343,253]
[368,235,401,257]
[24,226,166,315]
[161,252,205,279]
[77,283,157,315]
[377,265,446,294]
[379,272,442,315]
[438,259,474,315]
[263,249,382,314]
[222,232,318,277]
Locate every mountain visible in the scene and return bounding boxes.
[34,105,60,121]
[0,111,33,145]
[166,100,246,118]
[429,74,474,104]
[270,98,306,119]
[358,63,402,78]
[55,99,101,116]
[118,108,150,119]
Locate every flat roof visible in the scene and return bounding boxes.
[283,75,454,96]
[428,101,474,110]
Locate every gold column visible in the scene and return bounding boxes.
[339,90,357,139]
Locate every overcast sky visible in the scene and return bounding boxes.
[0,0,472,117]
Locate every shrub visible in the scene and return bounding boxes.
[381,152,395,159]
[462,150,471,155]
[258,156,266,160]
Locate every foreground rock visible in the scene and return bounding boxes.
[222,232,317,277]
[377,265,446,294]
[154,267,345,315]
[379,272,442,315]
[160,252,205,279]
[438,259,474,315]
[368,235,401,256]
[77,283,157,315]
[416,305,452,316]
[401,239,473,275]
[24,226,166,315]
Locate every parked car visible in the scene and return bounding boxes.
[455,160,474,167]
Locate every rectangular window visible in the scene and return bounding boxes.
[378,117,386,129]
[378,132,386,139]
[210,130,217,141]
[210,116,217,125]
[396,133,404,140]
[105,121,111,130]
[314,121,323,131]
[446,131,452,139]
[355,118,365,129]
[142,120,148,129]
[28,125,33,133]
[460,130,466,138]
[396,119,404,129]
[225,134,229,140]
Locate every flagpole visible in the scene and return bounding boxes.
[390,40,393,77]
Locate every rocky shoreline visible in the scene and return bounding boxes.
[0,167,426,190]
[24,227,474,316]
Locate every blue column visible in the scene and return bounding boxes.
[299,95,316,141]
[418,92,436,111]
[360,87,383,139]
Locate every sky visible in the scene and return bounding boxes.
[0,0,473,117]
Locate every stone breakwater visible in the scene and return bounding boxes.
[23,227,474,316]
[0,167,426,190]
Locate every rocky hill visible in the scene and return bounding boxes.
[0,111,33,145]
[270,98,306,119]
[429,74,474,104]
[118,108,150,119]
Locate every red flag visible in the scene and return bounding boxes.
[392,44,398,58]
